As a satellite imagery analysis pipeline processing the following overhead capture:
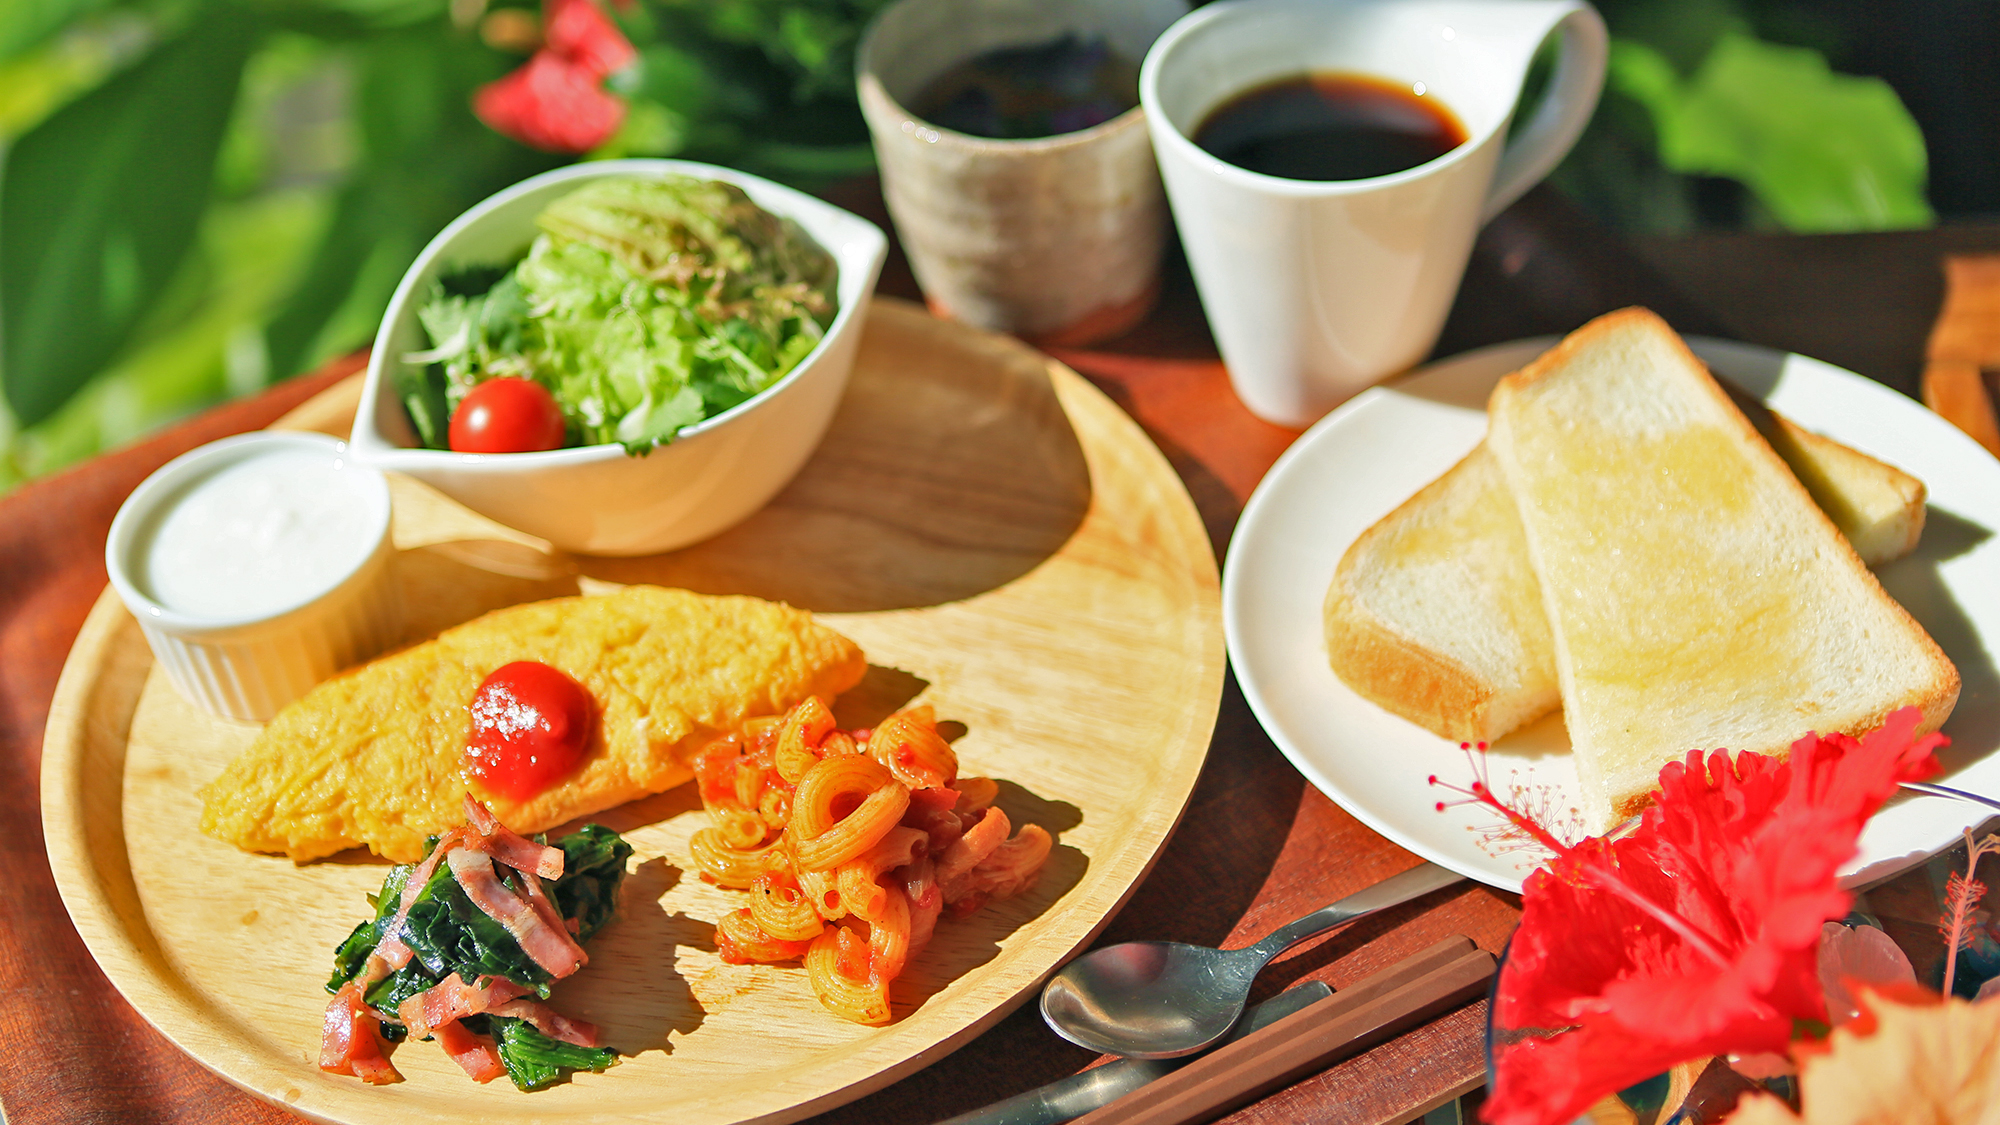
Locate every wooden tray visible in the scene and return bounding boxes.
[42,298,1223,1125]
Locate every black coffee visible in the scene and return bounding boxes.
[911,33,1140,140]
[1193,71,1467,181]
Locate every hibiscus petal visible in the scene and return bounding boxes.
[473,51,627,154]
[1487,1018,1715,1125]
[543,0,635,79]
[1717,984,2000,1125]
[1484,708,1944,1125]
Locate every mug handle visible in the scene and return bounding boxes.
[1480,1,1609,224]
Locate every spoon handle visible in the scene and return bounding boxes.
[1246,862,1465,963]
[937,982,1334,1125]
[1899,779,2000,814]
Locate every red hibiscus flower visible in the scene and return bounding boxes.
[1455,708,1944,1125]
[474,0,636,154]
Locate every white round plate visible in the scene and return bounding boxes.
[1225,337,2000,893]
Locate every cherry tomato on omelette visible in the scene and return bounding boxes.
[448,377,567,453]
[464,661,592,801]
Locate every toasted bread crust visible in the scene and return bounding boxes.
[1760,410,1927,564]
[1322,445,1561,743]
[1323,450,1499,741]
[1322,576,1496,743]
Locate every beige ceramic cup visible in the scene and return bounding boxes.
[857,0,1187,344]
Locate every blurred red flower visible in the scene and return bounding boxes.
[474,0,636,154]
[1470,708,1944,1125]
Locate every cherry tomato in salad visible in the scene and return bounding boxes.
[448,378,567,453]
[464,661,592,801]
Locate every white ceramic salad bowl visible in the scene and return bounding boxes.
[348,159,888,556]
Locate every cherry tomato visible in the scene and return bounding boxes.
[448,378,567,453]
[464,661,592,801]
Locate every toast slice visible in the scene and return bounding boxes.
[1485,308,1957,832]
[1732,391,1927,565]
[1323,392,1927,745]
[1324,443,1558,743]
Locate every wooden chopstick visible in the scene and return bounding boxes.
[1071,936,1497,1125]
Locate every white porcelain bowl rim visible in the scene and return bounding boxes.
[354,158,887,471]
[104,430,394,634]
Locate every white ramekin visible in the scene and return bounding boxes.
[105,431,402,722]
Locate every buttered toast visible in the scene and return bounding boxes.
[1733,392,1927,565]
[1324,444,1557,743]
[1485,308,1957,832]
[1323,394,1927,745]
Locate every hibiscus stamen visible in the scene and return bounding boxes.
[1432,757,1734,969]
[1429,751,1576,863]
[1939,828,2000,995]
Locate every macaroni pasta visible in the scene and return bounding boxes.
[691,698,1053,1024]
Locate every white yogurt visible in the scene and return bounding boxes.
[107,431,401,721]
[137,443,382,620]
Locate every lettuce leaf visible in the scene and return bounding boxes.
[405,174,838,455]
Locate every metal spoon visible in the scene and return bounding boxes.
[1899,779,2000,814]
[1604,779,2000,839]
[1039,861,1465,1059]
[939,981,1333,1125]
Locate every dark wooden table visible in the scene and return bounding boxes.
[3,181,1994,1125]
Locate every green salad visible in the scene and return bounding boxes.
[399,175,839,456]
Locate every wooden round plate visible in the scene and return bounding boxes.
[42,298,1223,1125]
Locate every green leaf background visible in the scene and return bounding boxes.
[0,0,1945,492]
[1611,32,1932,232]
[2,13,255,425]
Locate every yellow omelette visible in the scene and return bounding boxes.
[199,585,866,862]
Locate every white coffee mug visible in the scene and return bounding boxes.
[1142,0,1607,426]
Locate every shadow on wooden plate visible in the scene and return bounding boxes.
[581,308,1092,612]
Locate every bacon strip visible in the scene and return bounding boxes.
[350,825,478,986]
[434,1018,506,1084]
[320,983,402,1085]
[489,998,604,1048]
[349,1047,401,1086]
[463,795,564,879]
[517,867,580,950]
[447,847,588,978]
[320,988,358,1065]
[405,826,474,912]
[396,971,531,1039]
[354,934,414,992]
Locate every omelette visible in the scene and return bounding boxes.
[199,585,866,862]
